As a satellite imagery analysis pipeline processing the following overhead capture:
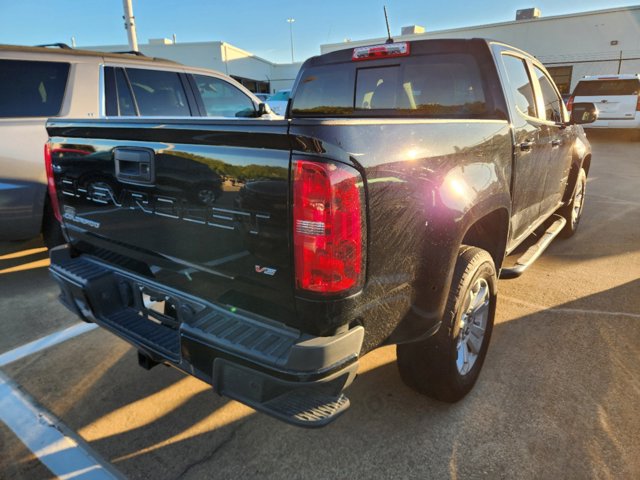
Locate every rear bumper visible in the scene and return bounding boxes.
[588,116,640,129]
[49,245,364,427]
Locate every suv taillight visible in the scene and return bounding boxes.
[566,96,574,112]
[44,143,62,222]
[636,95,640,111]
[293,159,365,294]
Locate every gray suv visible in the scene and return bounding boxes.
[0,44,272,248]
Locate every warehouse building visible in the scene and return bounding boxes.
[87,5,640,96]
[321,5,640,95]
[85,39,301,94]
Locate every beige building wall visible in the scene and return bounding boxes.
[84,40,300,93]
[321,6,640,92]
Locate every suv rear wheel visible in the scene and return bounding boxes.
[397,246,497,402]
[42,201,65,250]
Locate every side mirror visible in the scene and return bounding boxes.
[257,102,268,117]
[570,102,598,125]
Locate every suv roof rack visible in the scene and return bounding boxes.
[35,43,72,49]
[111,50,146,57]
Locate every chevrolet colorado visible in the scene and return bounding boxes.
[46,39,596,427]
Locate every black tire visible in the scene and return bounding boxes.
[42,202,65,250]
[559,168,587,238]
[397,246,497,403]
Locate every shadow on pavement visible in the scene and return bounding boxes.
[5,279,639,479]
[0,239,76,353]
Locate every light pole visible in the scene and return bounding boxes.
[122,0,139,52]
[286,18,295,63]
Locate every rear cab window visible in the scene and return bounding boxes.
[291,47,498,119]
[0,59,69,117]
[574,79,640,96]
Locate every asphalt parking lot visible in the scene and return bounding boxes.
[1,133,638,479]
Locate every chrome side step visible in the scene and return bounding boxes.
[500,215,566,279]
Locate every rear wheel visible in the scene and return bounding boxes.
[397,246,497,403]
[559,168,586,238]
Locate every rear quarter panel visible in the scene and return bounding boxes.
[290,119,513,352]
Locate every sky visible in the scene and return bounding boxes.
[1,0,638,63]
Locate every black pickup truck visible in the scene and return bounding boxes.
[46,39,596,427]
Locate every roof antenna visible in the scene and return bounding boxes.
[384,6,394,44]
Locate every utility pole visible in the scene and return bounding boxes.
[617,50,623,74]
[286,18,295,63]
[122,0,139,52]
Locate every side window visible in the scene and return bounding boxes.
[501,55,537,118]
[533,65,563,123]
[115,68,137,116]
[192,74,256,117]
[124,68,190,116]
[0,60,69,117]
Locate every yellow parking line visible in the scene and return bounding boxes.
[0,247,48,261]
[0,258,50,275]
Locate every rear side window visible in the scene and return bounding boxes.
[500,55,537,118]
[125,68,190,116]
[0,60,69,117]
[192,74,256,117]
[115,68,136,116]
[574,79,640,96]
[292,53,489,118]
[533,65,563,122]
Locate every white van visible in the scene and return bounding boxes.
[568,74,640,131]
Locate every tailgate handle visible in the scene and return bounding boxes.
[114,147,155,185]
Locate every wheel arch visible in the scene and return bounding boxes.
[460,207,510,271]
[581,153,592,176]
[563,152,592,203]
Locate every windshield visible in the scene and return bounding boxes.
[574,79,640,96]
[291,53,491,118]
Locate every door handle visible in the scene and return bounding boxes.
[518,141,534,152]
[114,147,155,185]
[551,139,562,148]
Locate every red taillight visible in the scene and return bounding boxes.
[636,96,640,111]
[293,160,364,294]
[566,96,574,112]
[352,42,410,61]
[44,143,62,223]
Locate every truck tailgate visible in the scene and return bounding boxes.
[47,119,297,325]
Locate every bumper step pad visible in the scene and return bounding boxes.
[263,389,350,427]
[103,310,180,361]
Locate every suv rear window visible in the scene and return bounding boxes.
[291,54,490,118]
[0,60,69,117]
[574,79,640,96]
